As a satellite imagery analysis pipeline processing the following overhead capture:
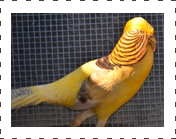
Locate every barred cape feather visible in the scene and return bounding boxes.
[109,29,148,66]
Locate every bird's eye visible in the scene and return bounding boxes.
[140,30,144,34]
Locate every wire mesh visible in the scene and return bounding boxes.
[11,13,164,127]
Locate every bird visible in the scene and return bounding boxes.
[11,17,157,127]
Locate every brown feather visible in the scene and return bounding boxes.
[96,56,116,70]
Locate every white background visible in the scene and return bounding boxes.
[0,0,174,139]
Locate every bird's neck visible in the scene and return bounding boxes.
[109,30,148,66]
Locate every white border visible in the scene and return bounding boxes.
[0,0,174,139]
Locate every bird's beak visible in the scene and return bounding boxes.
[149,35,157,53]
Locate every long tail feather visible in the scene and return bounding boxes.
[11,60,97,111]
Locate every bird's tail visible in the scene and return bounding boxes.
[11,60,97,111]
[11,86,43,110]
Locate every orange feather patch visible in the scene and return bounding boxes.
[109,29,148,66]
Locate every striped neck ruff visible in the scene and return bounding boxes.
[109,29,148,66]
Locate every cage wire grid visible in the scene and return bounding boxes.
[11,13,164,127]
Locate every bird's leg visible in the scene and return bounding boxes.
[96,120,106,127]
[96,117,109,127]
[71,109,95,127]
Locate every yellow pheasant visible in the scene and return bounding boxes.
[11,17,156,127]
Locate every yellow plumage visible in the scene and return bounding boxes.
[11,17,157,127]
[92,44,154,125]
[12,60,97,108]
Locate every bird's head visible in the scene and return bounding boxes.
[123,17,157,52]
